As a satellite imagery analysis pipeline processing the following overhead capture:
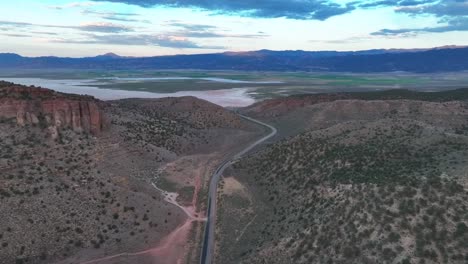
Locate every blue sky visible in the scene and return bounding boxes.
[1,0,467,57]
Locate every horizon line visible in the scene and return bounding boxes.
[2,45,468,59]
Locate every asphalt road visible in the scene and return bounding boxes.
[199,114,277,264]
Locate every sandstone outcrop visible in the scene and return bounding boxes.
[0,82,106,137]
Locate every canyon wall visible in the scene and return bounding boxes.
[0,83,106,137]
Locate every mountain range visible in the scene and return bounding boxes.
[1,46,468,73]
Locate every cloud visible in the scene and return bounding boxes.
[78,22,132,33]
[79,0,461,22]
[362,0,468,37]
[81,9,151,23]
[372,16,468,36]
[89,0,356,20]
[48,1,98,10]
[31,31,59,36]
[167,22,217,31]
[396,0,468,17]
[180,31,266,38]
[100,15,140,22]
[357,0,468,17]
[309,35,375,44]
[51,33,225,49]
[2,33,32,38]
[358,0,437,8]
[0,21,34,27]
[0,20,132,33]
[0,18,257,49]
[165,21,268,38]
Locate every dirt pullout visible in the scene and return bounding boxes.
[222,176,248,197]
[151,126,265,264]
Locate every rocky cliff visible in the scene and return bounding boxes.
[0,81,106,137]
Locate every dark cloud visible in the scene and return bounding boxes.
[363,0,468,36]
[90,0,467,21]
[358,0,436,8]
[372,16,468,35]
[396,0,468,17]
[90,0,355,20]
[52,33,225,49]
[358,0,468,18]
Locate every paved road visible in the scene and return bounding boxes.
[200,114,277,264]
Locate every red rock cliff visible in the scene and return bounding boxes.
[0,82,106,137]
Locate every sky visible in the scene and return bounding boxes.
[0,0,467,57]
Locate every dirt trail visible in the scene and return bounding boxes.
[76,116,268,264]
[80,220,197,264]
[151,183,207,221]
[79,181,206,264]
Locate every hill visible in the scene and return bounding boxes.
[0,82,262,264]
[217,90,468,264]
[242,88,468,137]
[2,46,468,73]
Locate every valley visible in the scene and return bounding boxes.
[1,81,468,264]
[0,81,265,264]
[3,70,468,108]
[3,1,468,263]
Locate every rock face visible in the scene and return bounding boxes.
[0,82,106,137]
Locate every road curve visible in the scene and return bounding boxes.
[200,114,277,264]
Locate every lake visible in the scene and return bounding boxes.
[0,77,257,107]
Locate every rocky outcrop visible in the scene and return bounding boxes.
[0,82,106,137]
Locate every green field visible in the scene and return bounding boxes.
[1,69,468,101]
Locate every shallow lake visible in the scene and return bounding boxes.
[1,78,256,107]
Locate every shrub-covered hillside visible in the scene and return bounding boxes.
[217,99,468,264]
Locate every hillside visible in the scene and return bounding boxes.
[242,88,468,137]
[2,46,468,73]
[244,88,468,119]
[217,92,468,264]
[0,82,261,264]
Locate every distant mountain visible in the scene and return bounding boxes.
[94,52,124,59]
[1,46,468,73]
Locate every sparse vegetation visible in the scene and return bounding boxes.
[0,82,256,264]
[219,97,468,264]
